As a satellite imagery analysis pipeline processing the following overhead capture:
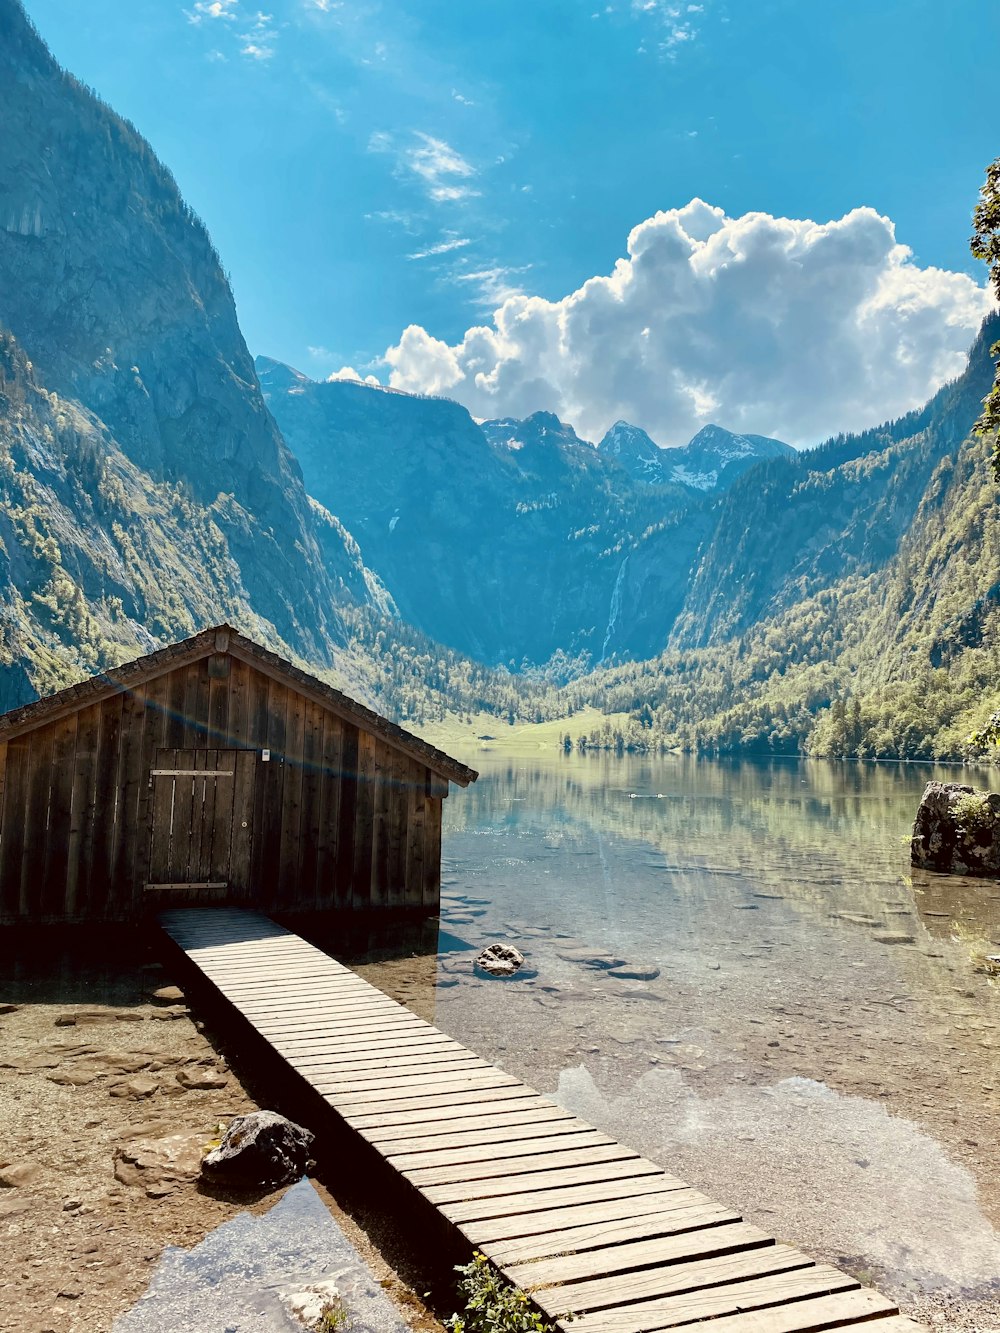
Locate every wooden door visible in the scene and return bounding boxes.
[146,748,256,900]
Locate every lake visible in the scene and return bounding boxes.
[361,751,1000,1311]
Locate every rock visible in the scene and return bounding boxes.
[607,964,660,981]
[0,1002,19,1014]
[873,932,916,946]
[94,1053,153,1075]
[113,1131,206,1196]
[175,1067,229,1091]
[201,1111,314,1187]
[911,781,1000,876]
[57,1287,83,1300]
[150,1005,190,1021]
[555,947,627,970]
[279,1280,344,1329]
[109,1075,160,1099]
[475,943,526,978]
[47,1066,102,1087]
[0,1161,39,1187]
[55,1009,145,1027]
[833,912,884,927]
[150,985,185,1004]
[62,1198,82,1211]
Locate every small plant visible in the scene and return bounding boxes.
[952,791,997,834]
[316,1295,351,1333]
[447,1252,561,1333]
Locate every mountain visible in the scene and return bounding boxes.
[598,421,795,491]
[0,0,385,701]
[597,422,669,484]
[259,366,703,666]
[570,313,1000,759]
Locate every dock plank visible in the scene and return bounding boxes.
[405,1140,638,1188]
[504,1222,771,1289]
[664,1288,899,1333]
[482,1200,740,1266]
[376,1114,586,1157]
[531,1244,817,1318]
[158,909,924,1333]
[465,1188,714,1248]
[556,1262,862,1331]
[436,1170,688,1225]
[387,1126,609,1171]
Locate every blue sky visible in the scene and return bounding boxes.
[25,0,1000,445]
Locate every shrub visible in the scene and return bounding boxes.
[448,1252,559,1333]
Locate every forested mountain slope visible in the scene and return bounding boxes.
[259,363,703,666]
[671,319,997,651]
[0,0,387,702]
[566,314,1000,760]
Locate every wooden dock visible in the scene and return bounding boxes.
[159,908,925,1333]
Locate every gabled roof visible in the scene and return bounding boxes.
[0,624,478,787]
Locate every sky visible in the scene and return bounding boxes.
[24,0,1000,447]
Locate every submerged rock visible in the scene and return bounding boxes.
[475,943,526,977]
[607,964,660,981]
[911,782,1000,876]
[201,1111,314,1187]
[556,946,627,970]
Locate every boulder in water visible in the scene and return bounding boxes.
[911,781,1000,876]
[475,943,526,977]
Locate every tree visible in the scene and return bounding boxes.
[970,157,1000,473]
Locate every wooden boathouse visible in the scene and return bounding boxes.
[0,624,477,924]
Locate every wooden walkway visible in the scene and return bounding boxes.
[160,908,924,1333]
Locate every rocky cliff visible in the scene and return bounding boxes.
[0,0,380,688]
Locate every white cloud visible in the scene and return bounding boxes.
[327,365,383,387]
[407,236,472,260]
[383,200,994,447]
[370,131,479,204]
[453,264,530,308]
[630,0,705,58]
[185,0,237,21]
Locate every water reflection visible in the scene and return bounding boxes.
[114,1179,408,1333]
[369,752,1000,1301]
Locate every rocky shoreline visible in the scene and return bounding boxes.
[0,973,442,1333]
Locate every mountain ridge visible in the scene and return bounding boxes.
[0,0,389,703]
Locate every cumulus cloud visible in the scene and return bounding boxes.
[382,200,993,446]
[327,365,382,387]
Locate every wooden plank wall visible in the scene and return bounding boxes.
[0,655,445,923]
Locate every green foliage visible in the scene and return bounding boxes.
[448,1253,559,1333]
[970,157,1000,468]
[316,1296,352,1333]
[952,791,997,833]
[967,710,1000,752]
